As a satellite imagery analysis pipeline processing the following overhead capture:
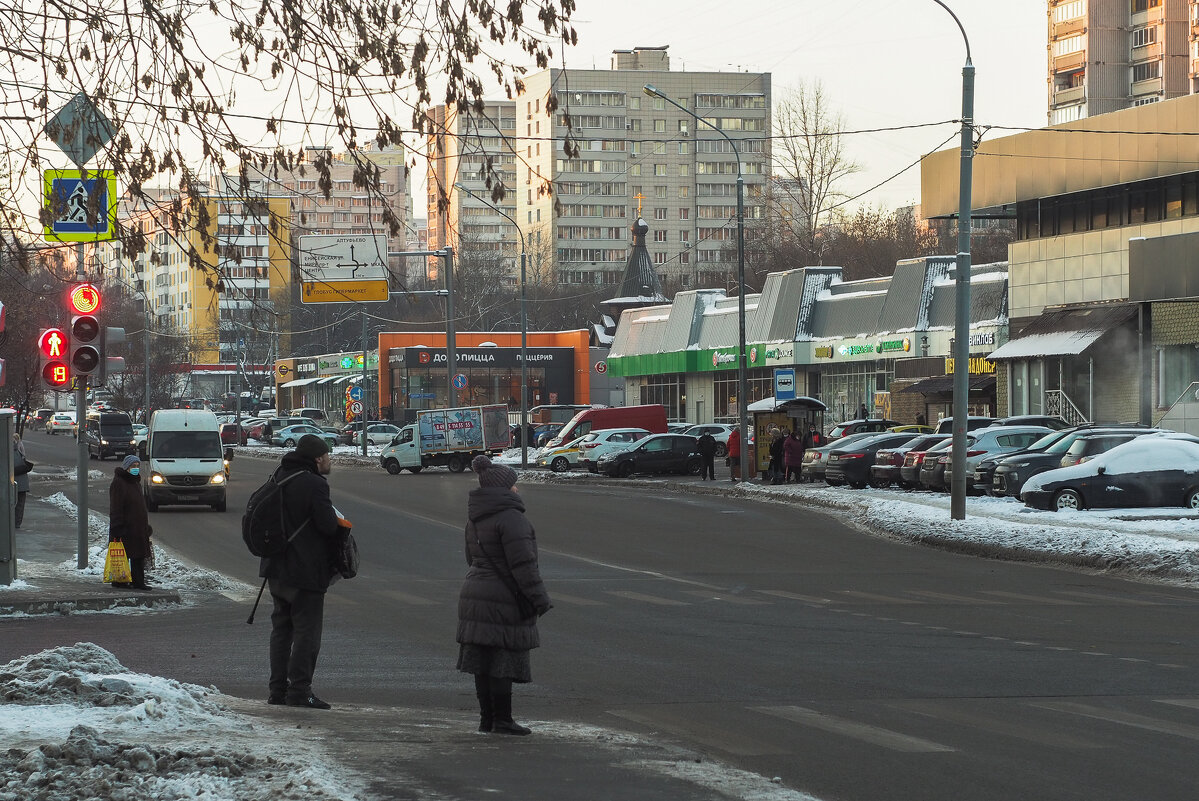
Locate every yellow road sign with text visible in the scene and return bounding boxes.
[300,280,389,304]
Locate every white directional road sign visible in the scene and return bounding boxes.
[298,234,390,304]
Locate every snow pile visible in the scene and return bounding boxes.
[0,643,368,801]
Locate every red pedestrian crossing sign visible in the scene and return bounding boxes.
[43,169,118,242]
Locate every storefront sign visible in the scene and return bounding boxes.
[764,344,794,365]
[399,347,573,368]
[944,356,997,375]
[838,344,874,357]
[876,338,911,354]
[814,346,834,359]
[969,331,996,347]
[712,350,737,367]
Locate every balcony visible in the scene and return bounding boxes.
[1053,85,1086,105]
[1054,51,1086,72]
[1131,42,1162,62]
[1051,16,1086,37]
[1131,77,1163,96]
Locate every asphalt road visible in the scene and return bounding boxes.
[9,427,1199,801]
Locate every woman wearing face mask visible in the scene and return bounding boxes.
[109,454,154,590]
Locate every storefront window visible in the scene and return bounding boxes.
[712,369,771,423]
[1158,346,1199,408]
[819,361,894,422]
[642,374,687,421]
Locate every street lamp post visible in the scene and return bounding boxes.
[454,183,530,468]
[644,83,750,481]
[931,0,975,520]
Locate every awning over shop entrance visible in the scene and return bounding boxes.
[988,304,1139,360]
[279,377,321,388]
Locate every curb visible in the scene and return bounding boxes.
[0,587,183,616]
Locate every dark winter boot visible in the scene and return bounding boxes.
[489,678,531,736]
[474,674,493,733]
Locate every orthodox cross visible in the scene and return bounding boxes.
[633,191,645,217]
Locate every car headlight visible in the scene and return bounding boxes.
[150,472,165,484]
[100,439,108,445]
[210,472,226,485]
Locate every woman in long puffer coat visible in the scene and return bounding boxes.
[456,455,552,735]
[109,455,153,590]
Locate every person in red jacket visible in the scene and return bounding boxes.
[726,426,742,483]
[783,429,805,483]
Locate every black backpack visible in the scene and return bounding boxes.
[242,471,307,557]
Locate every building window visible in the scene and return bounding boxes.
[655,185,667,199]
[654,207,668,220]
[1053,34,1084,57]
[653,252,667,264]
[1131,25,1157,48]
[1053,0,1085,22]
[1132,60,1161,82]
[654,230,667,242]
[654,119,666,133]
[641,374,686,421]
[679,208,690,220]
[630,164,641,176]
[654,164,667,176]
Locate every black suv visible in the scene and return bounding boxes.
[991,425,1158,498]
[597,434,701,478]
[84,412,136,461]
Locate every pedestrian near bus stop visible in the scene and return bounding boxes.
[13,433,32,528]
[783,429,804,483]
[696,431,717,480]
[261,434,341,710]
[726,426,742,482]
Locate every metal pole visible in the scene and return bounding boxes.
[361,308,369,457]
[76,376,89,568]
[1,411,16,585]
[520,251,528,469]
[939,0,975,521]
[443,248,456,406]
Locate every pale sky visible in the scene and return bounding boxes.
[421,0,1048,214]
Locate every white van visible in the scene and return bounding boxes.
[139,409,228,512]
[290,407,328,423]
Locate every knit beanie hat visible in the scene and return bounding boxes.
[121,454,140,470]
[472,454,517,488]
[295,433,331,460]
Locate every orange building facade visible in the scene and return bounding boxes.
[377,330,591,422]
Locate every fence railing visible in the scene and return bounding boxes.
[1045,390,1088,426]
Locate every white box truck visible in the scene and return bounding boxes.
[138,409,228,511]
[379,404,511,474]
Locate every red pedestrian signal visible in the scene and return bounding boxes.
[38,327,72,390]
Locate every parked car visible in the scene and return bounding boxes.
[32,408,54,425]
[917,438,958,490]
[991,426,1158,498]
[801,432,880,483]
[46,412,76,435]
[1059,431,1148,467]
[682,424,735,456]
[825,432,921,489]
[219,422,251,446]
[272,424,338,449]
[888,424,934,435]
[537,436,587,472]
[354,423,403,446]
[994,414,1069,430]
[544,405,668,450]
[1021,433,1199,511]
[971,428,1075,495]
[251,416,318,441]
[899,437,952,488]
[937,425,1052,493]
[290,407,328,423]
[828,419,900,440]
[576,427,652,472]
[597,433,701,478]
[667,422,694,434]
[534,422,564,448]
[871,434,949,489]
[934,416,998,434]
[132,423,149,450]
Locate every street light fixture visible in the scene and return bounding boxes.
[930,0,975,520]
[644,83,750,480]
[454,183,530,469]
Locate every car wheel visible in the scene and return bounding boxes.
[551,456,570,473]
[447,455,466,473]
[1053,488,1083,511]
[715,443,727,457]
[617,461,634,478]
[384,459,402,475]
[284,438,296,447]
[686,457,701,475]
[407,466,423,474]
[826,478,843,487]
[868,477,890,489]
[1185,488,1199,509]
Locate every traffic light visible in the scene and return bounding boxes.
[38,327,72,391]
[98,326,126,384]
[67,283,101,378]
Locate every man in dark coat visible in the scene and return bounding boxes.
[696,431,717,480]
[457,455,552,735]
[260,434,341,709]
[109,455,153,589]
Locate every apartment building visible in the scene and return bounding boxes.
[92,183,293,399]
[1048,0,1195,124]
[426,47,770,290]
[426,102,518,283]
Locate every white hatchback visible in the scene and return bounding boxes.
[576,427,652,473]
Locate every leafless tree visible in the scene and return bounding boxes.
[771,81,860,265]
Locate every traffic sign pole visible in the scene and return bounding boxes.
[76,375,88,569]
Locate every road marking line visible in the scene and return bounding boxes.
[324,594,358,607]
[908,590,1002,605]
[1033,701,1199,740]
[1157,699,1199,711]
[547,592,605,606]
[757,590,833,604]
[681,590,769,605]
[1055,590,1160,606]
[979,591,1083,605]
[750,705,955,753]
[890,701,1104,749]
[377,590,438,606]
[839,590,922,604]
[606,710,788,756]
[607,590,689,606]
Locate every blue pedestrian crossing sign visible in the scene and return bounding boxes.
[43,169,118,242]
